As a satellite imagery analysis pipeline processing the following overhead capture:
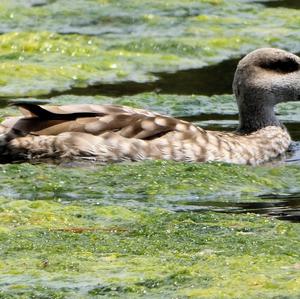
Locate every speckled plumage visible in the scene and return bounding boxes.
[0,48,299,165]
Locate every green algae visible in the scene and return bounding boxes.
[1,1,300,96]
[0,1,300,297]
[0,161,299,207]
[1,199,300,298]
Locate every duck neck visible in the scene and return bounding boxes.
[236,95,281,134]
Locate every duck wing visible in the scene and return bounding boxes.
[1,103,200,140]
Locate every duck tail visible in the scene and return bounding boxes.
[11,101,105,120]
[12,101,57,119]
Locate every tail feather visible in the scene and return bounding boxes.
[12,101,105,120]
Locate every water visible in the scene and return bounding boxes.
[174,192,300,222]
[34,57,238,98]
[10,51,296,99]
[0,57,238,101]
[261,0,300,9]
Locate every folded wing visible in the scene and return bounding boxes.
[1,102,201,140]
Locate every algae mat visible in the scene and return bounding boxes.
[1,0,300,96]
[0,0,300,298]
[1,197,300,298]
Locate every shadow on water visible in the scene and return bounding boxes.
[68,44,300,98]
[29,0,57,7]
[261,0,300,9]
[89,51,300,98]
[1,52,300,100]
[174,192,300,222]
[9,57,238,99]
[7,51,298,99]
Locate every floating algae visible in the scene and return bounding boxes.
[1,197,300,298]
[1,1,300,96]
[0,1,300,298]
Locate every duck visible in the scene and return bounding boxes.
[0,48,300,165]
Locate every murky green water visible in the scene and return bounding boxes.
[0,0,300,298]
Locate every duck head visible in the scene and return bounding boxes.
[233,48,300,133]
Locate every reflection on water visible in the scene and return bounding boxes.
[173,192,300,222]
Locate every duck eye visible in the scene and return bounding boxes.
[259,57,300,73]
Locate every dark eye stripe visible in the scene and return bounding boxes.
[259,57,300,73]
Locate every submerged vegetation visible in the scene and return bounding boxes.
[0,0,300,298]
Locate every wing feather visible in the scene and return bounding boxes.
[2,102,199,141]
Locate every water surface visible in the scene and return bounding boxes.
[262,0,300,9]
[174,192,300,222]
[33,57,239,98]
